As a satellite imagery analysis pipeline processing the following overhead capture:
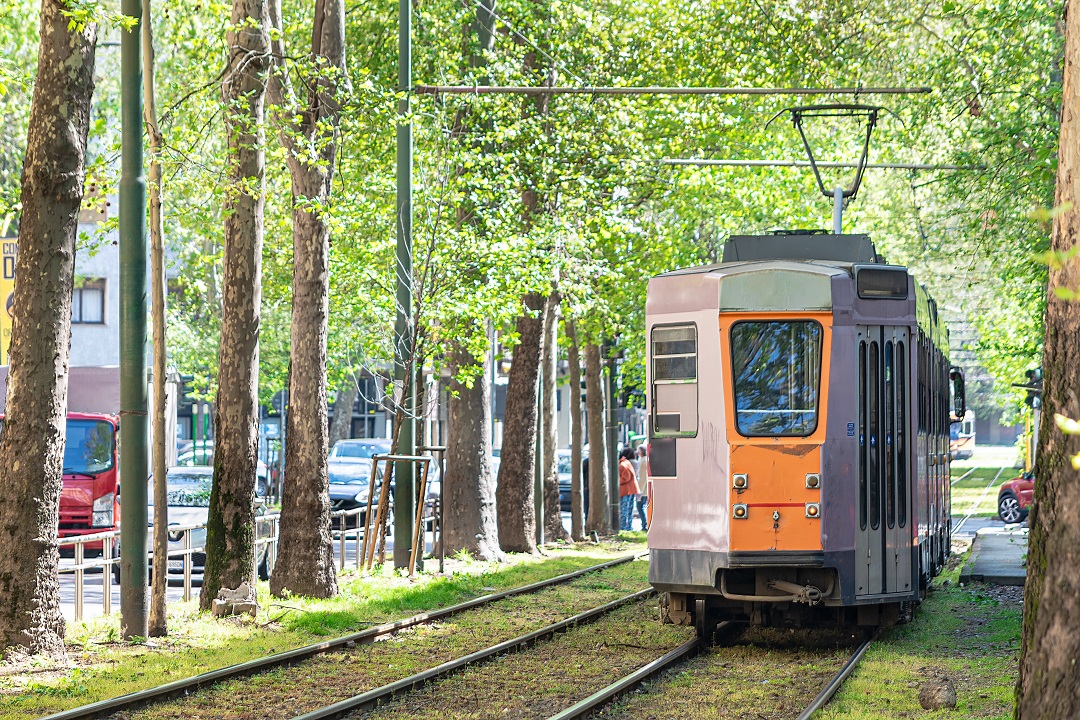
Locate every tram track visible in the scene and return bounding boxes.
[953,466,1007,534]
[325,609,866,720]
[42,555,641,720]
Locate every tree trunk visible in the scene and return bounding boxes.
[201,0,269,610]
[566,319,585,541]
[0,0,96,658]
[143,0,169,638]
[584,343,610,535]
[328,371,358,446]
[542,292,568,542]
[496,293,546,553]
[444,338,502,561]
[267,0,344,599]
[1018,2,1080,712]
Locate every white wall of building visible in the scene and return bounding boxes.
[69,222,122,367]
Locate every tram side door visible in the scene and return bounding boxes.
[855,325,912,597]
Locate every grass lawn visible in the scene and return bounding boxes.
[821,549,1021,719]
[950,466,1014,519]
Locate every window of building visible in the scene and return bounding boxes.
[72,279,105,324]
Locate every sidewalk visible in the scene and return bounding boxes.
[959,526,1028,586]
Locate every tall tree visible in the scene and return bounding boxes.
[201,0,270,609]
[328,371,358,448]
[496,293,546,552]
[584,342,610,535]
[265,0,345,599]
[566,318,585,541]
[0,0,97,657]
[541,290,568,542]
[444,332,502,560]
[1017,1,1080,714]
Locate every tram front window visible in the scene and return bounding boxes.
[731,320,823,436]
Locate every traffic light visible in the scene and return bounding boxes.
[1024,368,1043,409]
[179,374,196,408]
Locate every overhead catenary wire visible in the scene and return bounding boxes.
[661,159,982,171]
[414,85,932,96]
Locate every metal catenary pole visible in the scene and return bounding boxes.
[119,0,149,639]
[393,0,416,570]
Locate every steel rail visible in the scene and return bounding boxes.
[290,588,656,720]
[953,466,1007,534]
[545,637,700,720]
[43,554,640,720]
[796,634,875,720]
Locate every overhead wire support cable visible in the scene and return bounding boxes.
[661,159,982,171]
[413,85,932,96]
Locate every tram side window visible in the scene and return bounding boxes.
[731,320,823,437]
[652,324,698,437]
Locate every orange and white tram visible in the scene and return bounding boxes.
[645,232,965,636]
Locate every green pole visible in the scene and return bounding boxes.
[119,0,148,639]
[393,0,415,570]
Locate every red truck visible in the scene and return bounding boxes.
[58,412,120,550]
[0,411,119,552]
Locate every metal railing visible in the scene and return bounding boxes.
[55,501,439,621]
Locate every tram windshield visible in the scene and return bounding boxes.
[731,321,823,436]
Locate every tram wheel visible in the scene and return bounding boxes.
[694,597,715,643]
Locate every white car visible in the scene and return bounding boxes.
[114,467,270,585]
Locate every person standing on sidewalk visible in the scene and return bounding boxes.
[618,448,638,531]
[635,444,649,531]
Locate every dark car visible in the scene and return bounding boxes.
[557,450,589,514]
[328,460,380,514]
[998,470,1034,524]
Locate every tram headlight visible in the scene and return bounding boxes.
[805,473,820,489]
[805,503,821,518]
[732,504,748,519]
[732,473,748,490]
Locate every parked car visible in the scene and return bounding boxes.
[113,466,270,585]
[998,470,1035,524]
[174,442,269,497]
[328,459,383,528]
[557,449,589,514]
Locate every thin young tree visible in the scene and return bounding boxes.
[0,0,97,657]
[201,0,270,609]
[265,0,346,599]
[142,0,169,637]
[1017,0,1080,713]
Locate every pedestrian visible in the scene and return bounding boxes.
[618,447,637,531]
[635,444,649,531]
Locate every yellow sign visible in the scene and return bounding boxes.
[0,240,15,365]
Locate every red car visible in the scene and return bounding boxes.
[998,471,1035,524]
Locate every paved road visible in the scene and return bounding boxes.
[58,529,434,623]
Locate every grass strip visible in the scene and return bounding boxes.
[0,540,644,720]
[818,566,1021,718]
